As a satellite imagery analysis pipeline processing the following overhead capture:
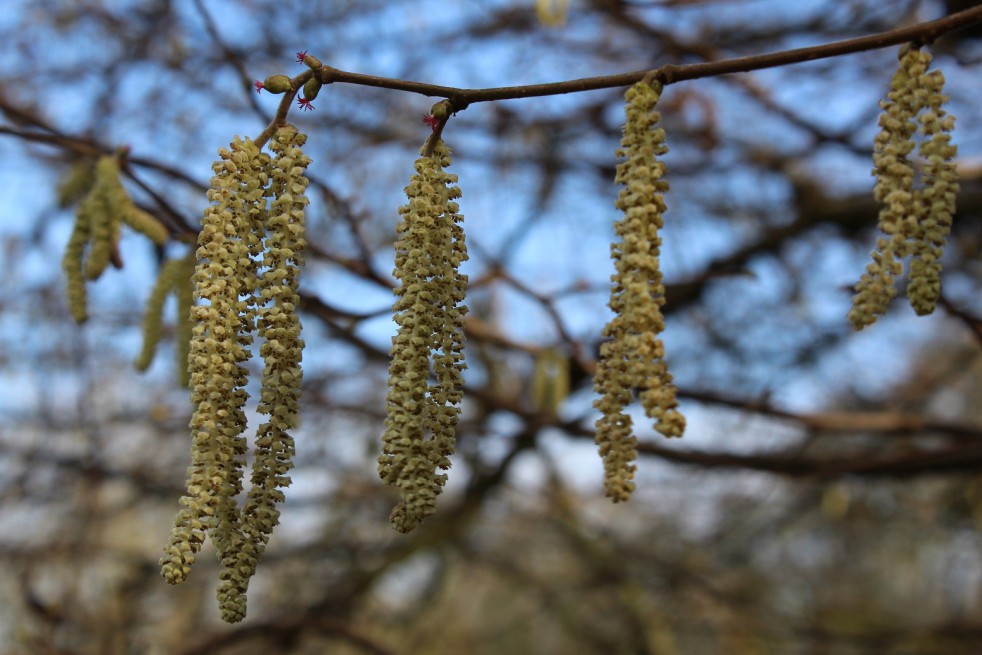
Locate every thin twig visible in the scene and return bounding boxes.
[191,0,267,117]
[254,70,314,149]
[308,6,982,107]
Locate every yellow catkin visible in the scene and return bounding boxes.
[849,46,957,328]
[238,125,309,596]
[380,140,468,533]
[160,138,269,623]
[173,251,195,388]
[209,137,270,624]
[907,54,958,315]
[160,129,310,623]
[594,80,684,503]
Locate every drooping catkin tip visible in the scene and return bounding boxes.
[218,587,248,624]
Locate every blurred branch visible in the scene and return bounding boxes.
[301,281,982,480]
[181,618,398,655]
[680,388,982,440]
[939,294,982,348]
[0,440,183,499]
[666,176,982,312]
[191,0,267,118]
[636,440,982,478]
[0,95,207,191]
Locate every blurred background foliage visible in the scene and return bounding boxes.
[2,0,982,653]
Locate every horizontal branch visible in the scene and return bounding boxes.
[679,388,982,441]
[313,5,982,107]
[637,440,982,479]
[181,617,396,655]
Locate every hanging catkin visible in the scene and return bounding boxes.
[849,46,958,329]
[380,140,468,533]
[160,126,309,624]
[594,80,684,503]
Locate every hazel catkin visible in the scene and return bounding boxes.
[62,154,170,323]
[849,46,958,329]
[160,126,311,623]
[380,140,468,533]
[593,80,684,503]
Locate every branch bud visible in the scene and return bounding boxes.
[262,75,293,94]
[302,78,322,101]
[430,100,451,122]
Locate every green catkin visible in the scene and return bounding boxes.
[594,80,684,503]
[134,256,185,371]
[530,348,570,416]
[63,206,91,324]
[849,46,958,328]
[81,158,122,281]
[62,154,170,323]
[133,251,196,380]
[380,140,468,533]
[57,161,96,208]
[82,157,170,278]
[124,206,170,246]
[173,251,195,388]
[100,155,169,246]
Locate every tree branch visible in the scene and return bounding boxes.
[311,5,982,105]
[637,440,982,479]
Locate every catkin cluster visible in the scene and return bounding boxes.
[849,46,958,329]
[62,155,169,323]
[160,126,309,623]
[380,140,468,534]
[594,80,685,503]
